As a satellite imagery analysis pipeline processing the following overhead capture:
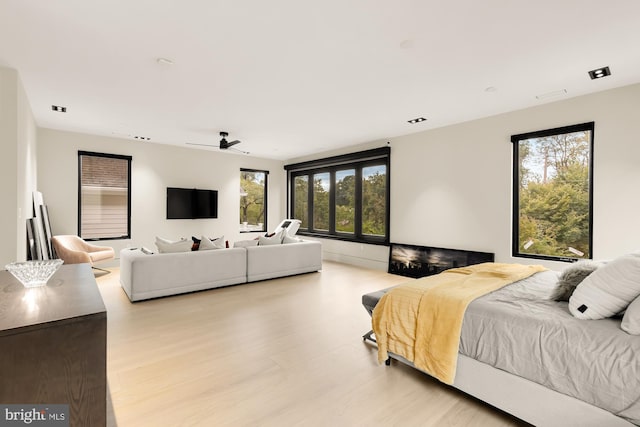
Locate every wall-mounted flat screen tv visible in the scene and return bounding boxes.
[167,187,218,219]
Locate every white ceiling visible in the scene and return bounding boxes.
[1,1,639,160]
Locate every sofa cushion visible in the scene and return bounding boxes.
[199,235,225,250]
[155,238,192,254]
[246,240,322,282]
[258,230,284,246]
[234,239,259,248]
[191,236,201,251]
[283,231,303,244]
[119,247,247,301]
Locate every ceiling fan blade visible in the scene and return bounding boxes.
[228,146,250,155]
[186,142,216,147]
[226,139,241,147]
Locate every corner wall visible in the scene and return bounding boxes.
[0,67,37,266]
[37,129,285,260]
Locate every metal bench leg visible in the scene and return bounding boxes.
[362,330,376,343]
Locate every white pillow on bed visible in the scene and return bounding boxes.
[569,252,640,320]
[622,296,640,335]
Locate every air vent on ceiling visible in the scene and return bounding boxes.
[133,135,151,141]
[535,89,567,100]
[51,105,67,113]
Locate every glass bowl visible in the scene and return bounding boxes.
[5,259,64,288]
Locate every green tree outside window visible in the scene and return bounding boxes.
[240,170,267,232]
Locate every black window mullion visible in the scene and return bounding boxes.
[329,169,336,234]
[354,166,363,239]
[307,173,313,232]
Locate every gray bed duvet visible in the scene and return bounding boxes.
[461,270,640,425]
[365,270,640,425]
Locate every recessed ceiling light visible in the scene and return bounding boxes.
[588,66,611,80]
[408,117,427,124]
[51,105,67,113]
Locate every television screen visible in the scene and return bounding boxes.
[167,187,218,219]
[194,189,218,218]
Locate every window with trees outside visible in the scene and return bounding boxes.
[78,151,131,240]
[240,169,267,233]
[512,122,594,261]
[286,147,389,245]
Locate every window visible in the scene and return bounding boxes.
[313,172,330,231]
[293,175,308,229]
[362,165,387,236]
[335,169,355,233]
[286,147,390,244]
[512,122,594,261]
[240,169,268,233]
[78,151,131,240]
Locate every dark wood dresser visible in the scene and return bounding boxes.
[0,263,106,426]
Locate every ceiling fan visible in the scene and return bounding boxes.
[187,131,249,154]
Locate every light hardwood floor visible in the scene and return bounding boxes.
[97,261,530,427]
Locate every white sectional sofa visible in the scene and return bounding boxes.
[119,240,322,302]
[246,241,322,282]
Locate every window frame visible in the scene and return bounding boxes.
[285,147,390,245]
[78,150,132,241]
[511,122,594,262]
[240,168,268,233]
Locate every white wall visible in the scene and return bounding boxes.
[0,67,37,266]
[16,73,38,263]
[37,129,285,262]
[289,83,640,271]
[30,83,640,272]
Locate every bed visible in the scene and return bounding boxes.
[362,263,640,427]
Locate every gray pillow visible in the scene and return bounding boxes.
[552,260,602,301]
[622,296,640,334]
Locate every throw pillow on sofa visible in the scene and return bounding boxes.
[258,230,284,246]
[155,237,192,253]
[191,236,201,251]
[282,230,303,244]
[199,235,225,250]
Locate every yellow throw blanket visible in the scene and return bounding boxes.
[372,262,546,384]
